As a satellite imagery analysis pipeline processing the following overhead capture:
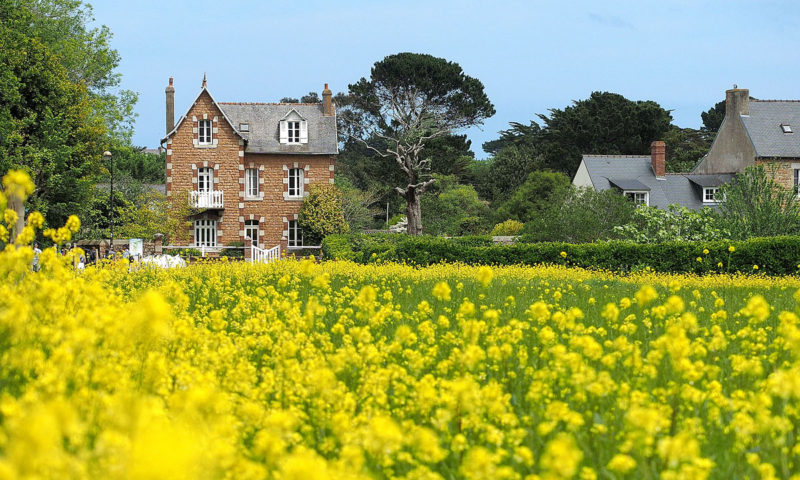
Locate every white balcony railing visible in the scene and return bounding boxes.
[189,190,224,209]
[251,244,280,264]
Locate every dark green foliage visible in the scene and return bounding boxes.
[467,145,543,204]
[522,187,636,243]
[701,100,726,133]
[221,241,244,259]
[420,175,490,236]
[663,126,714,173]
[495,171,570,223]
[322,234,800,275]
[717,165,800,239]
[298,184,349,245]
[481,92,673,177]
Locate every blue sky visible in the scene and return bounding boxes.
[90,0,800,158]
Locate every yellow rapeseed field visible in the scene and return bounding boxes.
[3,171,800,479]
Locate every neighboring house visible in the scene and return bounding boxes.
[160,76,337,251]
[572,141,732,209]
[693,87,800,193]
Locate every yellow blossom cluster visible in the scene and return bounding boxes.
[3,235,800,477]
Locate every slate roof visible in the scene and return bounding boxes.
[741,100,800,158]
[218,103,338,155]
[582,155,733,210]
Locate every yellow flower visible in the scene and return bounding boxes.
[2,169,35,200]
[3,209,18,226]
[477,266,493,287]
[753,265,758,270]
[696,257,702,263]
[702,249,709,255]
[729,245,735,253]
[432,281,451,301]
[26,211,44,229]
[65,215,81,233]
[560,251,567,259]
[607,453,636,474]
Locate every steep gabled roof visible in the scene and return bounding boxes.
[161,86,244,144]
[740,100,800,158]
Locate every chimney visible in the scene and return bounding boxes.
[726,87,750,116]
[165,77,175,134]
[322,83,333,116]
[650,140,666,178]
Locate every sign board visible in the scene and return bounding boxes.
[129,238,143,257]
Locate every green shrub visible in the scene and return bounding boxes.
[298,184,349,244]
[613,205,728,243]
[322,234,800,275]
[220,241,244,259]
[491,220,524,236]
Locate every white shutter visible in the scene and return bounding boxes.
[300,120,308,144]
[279,120,288,143]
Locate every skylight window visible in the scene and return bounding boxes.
[781,124,793,134]
[239,123,250,132]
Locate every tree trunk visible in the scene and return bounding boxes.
[405,188,423,235]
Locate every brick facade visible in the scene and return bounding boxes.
[165,89,336,252]
[755,159,800,192]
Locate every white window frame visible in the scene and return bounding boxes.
[198,167,214,193]
[244,220,259,245]
[198,119,212,145]
[288,168,304,198]
[287,121,300,143]
[245,168,259,198]
[703,187,720,203]
[194,219,217,247]
[782,124,793,134]
[794,168,800,198]
[624,190,649,206]
[288,220,303,248]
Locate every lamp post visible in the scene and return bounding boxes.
[104,150,113,257]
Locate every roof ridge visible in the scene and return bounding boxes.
[751,99,800,103]
[218,102,322,106]
[585,154,649,158]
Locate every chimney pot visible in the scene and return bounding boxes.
[650,140,666,178]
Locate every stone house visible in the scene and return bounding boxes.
[693,87,800,191]
[161,76,337,252]
[573,87,799,208]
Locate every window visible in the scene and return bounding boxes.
[288,220,303,247]
[624,191,648,206]
[194,219,217,247]
[239,123,249,132]
[198,119,212,144]
[287,121,300,143]
[703,187,720,203]
[782,124,793,134]
[198,167,214,193]
[244,220,259,245]
[245,168,259,198]
[795,169,800,198]
[288,168,304,198]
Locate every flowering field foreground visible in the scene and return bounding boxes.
[3,250,800,480]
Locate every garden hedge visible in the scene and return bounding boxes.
[321,234,800,275]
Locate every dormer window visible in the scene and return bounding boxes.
[287,121,300,143]
[703,187,720,203]
[279,110,308,144]
[781,124,793,134]
[624,191,648,206]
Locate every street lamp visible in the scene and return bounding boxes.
[104,150,113,256]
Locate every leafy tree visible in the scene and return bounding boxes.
[0,2,107,230]
[298,184,349,244]
[280,92,321,104]
[343,52,495,235]
[523,187,636,243]
[663,126,714,173]
[495,170,570,223]
[468,145,543,204]
[490,219,524,236]
[420,175,490,236]
[116,190,174,240]
[335,176,382,232]
[701,100,725,133]
[717,165,800,239]
[482,92,672,177]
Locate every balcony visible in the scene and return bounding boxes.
[189,190,224,209]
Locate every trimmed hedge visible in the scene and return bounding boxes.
[321,234,800,275]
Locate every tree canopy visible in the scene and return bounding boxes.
[343,52,494,234]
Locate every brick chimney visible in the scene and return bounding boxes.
[650,140,666,178]
[726,87,749,116]
[165,77,175,134]
[322,83,333,116]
